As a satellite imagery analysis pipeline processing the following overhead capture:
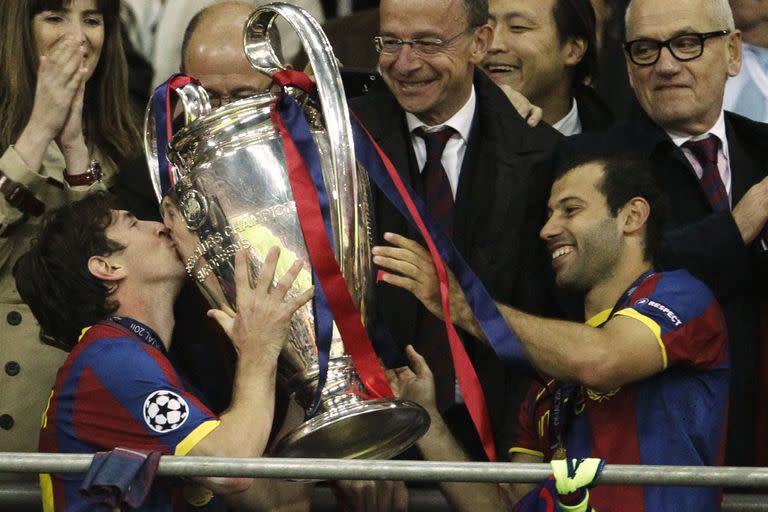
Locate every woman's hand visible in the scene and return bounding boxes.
[14,36,89,172]
[57,77,90,175]
[33,35,89,140]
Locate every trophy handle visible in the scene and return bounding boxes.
[143,81,212,203]
[243,3,358,280]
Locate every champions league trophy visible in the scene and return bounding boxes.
[144,3,429,459]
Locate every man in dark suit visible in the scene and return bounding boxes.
[351,0,560,459]
[559,0,768,466]
[482,0,613,134]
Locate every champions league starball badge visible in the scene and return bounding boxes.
[143,390,190,433]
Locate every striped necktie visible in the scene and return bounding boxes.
[683,135,729,212]
[413,126,457,411]
[414,126,456,236]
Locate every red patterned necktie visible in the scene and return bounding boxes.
[413,126,457,411]
[414,126,456,236]
[683,135,730,212]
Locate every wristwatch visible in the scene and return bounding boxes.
[64,160,103,187]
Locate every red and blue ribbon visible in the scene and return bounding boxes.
[271,72,394,404]
[269,70,533,461]
[347,110,532,461]
[150,74,199,197]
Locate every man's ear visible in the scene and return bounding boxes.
[563,36,588,68]
[87,256,126,282]
[469,24,494,64]
[621,197,651,235]
[726,29,743,77]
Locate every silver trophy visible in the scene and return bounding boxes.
[144,3,429,459]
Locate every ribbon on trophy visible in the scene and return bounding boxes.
[271,70,394,406]
[270,71,532,461]
[150,74,200,196]
[347,117,532,463]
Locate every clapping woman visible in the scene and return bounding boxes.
[0,0,140,455]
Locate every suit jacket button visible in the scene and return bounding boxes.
[0,414,14,430]
[6,311,22,326]
[4,361,20,376]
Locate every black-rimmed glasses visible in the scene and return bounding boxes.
[373,30,469,57]
[623,30,730,66]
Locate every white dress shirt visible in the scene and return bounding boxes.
[552,98,583,136]
[405,87,477,199]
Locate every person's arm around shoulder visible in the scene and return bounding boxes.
[187,247,314,495]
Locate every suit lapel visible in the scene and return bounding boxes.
[725,113,765,204]
[453,72,537,258]
[633,114,716,211]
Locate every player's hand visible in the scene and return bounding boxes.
[334,479,408,512]
[499,84,543,127]
[372,232,473,329]
[387,345,439,416]
[208,247,314,360]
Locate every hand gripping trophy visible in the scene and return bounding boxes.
[144,3,429,459]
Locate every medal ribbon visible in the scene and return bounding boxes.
[108,316,166,354]
[549,269,655,457]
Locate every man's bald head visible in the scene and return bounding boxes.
[181,1,272,107]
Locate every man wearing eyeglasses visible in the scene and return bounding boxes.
[351,0,561,461]
[558,0,768,467]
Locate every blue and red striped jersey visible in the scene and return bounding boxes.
[39,321,222,511]
[511,270,729,511]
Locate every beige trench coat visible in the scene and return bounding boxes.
[0,143,116,460]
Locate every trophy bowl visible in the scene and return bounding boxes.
[148,3,429,460]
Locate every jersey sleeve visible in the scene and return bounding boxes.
[509,380,550,460]
[73,339,220,456]
[612,272,728,370]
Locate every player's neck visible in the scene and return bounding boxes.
[113,290,176,350]
[584,259,653,319]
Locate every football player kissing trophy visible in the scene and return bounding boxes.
[144,3,429,459]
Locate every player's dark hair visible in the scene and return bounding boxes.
[554,154,669,262]
[13,193,124,351]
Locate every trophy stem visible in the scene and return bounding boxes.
[272,355,430,459]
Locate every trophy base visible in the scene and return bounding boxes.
[270,398,430,459]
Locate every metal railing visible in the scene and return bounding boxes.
[3,453,768,487]
[2,453,767,510]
